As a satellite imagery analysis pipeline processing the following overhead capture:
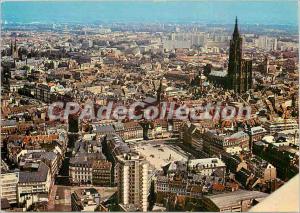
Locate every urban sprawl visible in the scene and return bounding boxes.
[1,18,299,212]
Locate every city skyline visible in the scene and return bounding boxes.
[1,1,299,212]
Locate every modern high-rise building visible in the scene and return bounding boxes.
[0,172,19,204]
[255,36,278,51]
[116,152,149,212]
[163,32,207,50]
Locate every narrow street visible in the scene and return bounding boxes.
[47,185,57,211]
[55,133,79,186]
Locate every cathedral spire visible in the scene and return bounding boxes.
[233,16,239,37]
[10,38,13,56]
[157,79,163,103]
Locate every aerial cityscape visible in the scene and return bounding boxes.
[1,0,299,212]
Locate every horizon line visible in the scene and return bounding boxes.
[2,0,298,2]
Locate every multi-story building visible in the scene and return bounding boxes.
[0,172,19,204]
[18,151,61,178]
[92,160,112,187]
[1,119,17,135]
[183,123,199,146]
[93,124,116,138]
[155,168,228,206]
[171,119,184,136]
[102,134,131,185]
[182,122,214,153]
[116,153,149,212]
[6,79,26,93]
[69,158,93,185]
[255,36,278,51]
[69,151,102,183]
[34,84,52,103]
[18,162,52,204]
[146,120,170,139]
[156,173,203,201]
[115,121,144,142]
[202,130,250,156]
[69,137,107,185]
[263,118,298,134]
[71,188,101,211]
[249,126,267,142]
[163,32,207,50]
[188,158,226,179]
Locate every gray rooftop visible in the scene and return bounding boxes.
[205,190,268,209]
[19,162,49,183]
[94,124,115,133]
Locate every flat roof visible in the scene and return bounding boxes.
[131,140,189,170]
[189,158,225,168]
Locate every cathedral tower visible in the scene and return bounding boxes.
[227,17,252,93]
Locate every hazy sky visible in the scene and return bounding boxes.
[2,0,298,25]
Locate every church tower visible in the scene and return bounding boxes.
[157,79,163,103]
[11,34,19,61]
[227,17,243,92]
[227,17,252,93]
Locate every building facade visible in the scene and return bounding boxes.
[116,153,149,212]
[202,130,250,156]
[92,160,112,187]
[69,159,93,185]
[263,118,298,134]
[0,172,19,204]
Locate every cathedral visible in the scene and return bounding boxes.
[10,34,19,60]
[207,17,253,94]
